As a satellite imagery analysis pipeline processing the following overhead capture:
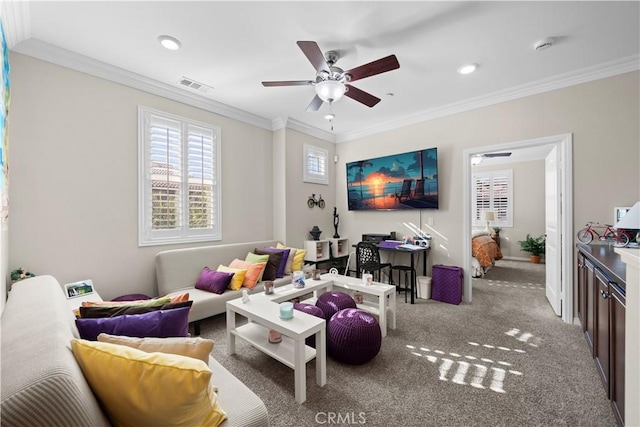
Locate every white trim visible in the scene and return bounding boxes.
[337,55,639,143]
[280,117,336,143]
[463,133,574,324]
[13,39,272,131]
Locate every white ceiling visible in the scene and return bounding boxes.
[6,1,640,142]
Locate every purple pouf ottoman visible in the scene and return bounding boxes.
[327,308,382,365]
[316,291,356,320]
[294,303,325,348]
[112,293,151,302]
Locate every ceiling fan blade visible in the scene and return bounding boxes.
[262,80,314,87]
[484,152,512,157]
[306,95,324,112]
[344,55,400,82]
[297,41,330,74]
[344,84,381,108]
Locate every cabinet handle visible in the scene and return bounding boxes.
[600,289,610,299]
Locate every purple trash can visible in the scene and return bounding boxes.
[431,265,463,305]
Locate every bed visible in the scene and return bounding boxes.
[471,233,503,277]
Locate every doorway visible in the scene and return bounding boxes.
[462,133,574,324]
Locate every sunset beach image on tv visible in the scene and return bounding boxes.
[346,148,438,211]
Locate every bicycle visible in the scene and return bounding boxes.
[307,194,325,209]
[576,222,630,247]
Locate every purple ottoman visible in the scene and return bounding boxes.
[316,291,356,320]
[294,303,325,348]
[327,308,382,365]
[112,293,151,302]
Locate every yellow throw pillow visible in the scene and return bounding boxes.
[71,339,226,427]
[97,333,214,364]
[277,243,306,271]
[228,259,267,289]
[216,265,247,291]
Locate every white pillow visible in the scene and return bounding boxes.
[472,229,489,238]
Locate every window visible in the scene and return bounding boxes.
[138,107,221,246]
[303,144,329,185]
[472,169,513,227]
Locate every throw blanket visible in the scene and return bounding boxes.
[472,235,503,268]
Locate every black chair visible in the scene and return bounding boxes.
[391,264,416,303]
[356,242,392,283]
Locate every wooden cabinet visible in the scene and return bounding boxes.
[576,244,626,426]
[610,283,626,424]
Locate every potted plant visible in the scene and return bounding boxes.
[518,234,546,263]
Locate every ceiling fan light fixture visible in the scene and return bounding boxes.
[315,80,346,103]
[158,35,181,51]
[457,63,478,75]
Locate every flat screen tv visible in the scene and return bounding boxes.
[346,148,438,211]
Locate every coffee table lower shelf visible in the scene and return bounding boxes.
[229,322,316,369]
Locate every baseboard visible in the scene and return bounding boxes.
[502,256,546,264]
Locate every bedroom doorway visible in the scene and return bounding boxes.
[462,133,574,324]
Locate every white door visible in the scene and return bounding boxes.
[545,146,562,316]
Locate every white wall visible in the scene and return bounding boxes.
[474,160,545,258]
[8,53,274,300]
[336,71,640,276]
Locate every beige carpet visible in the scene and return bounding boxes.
[199,260,617,426]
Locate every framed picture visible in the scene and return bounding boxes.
[614,207,631,225]
[65,279,95,299]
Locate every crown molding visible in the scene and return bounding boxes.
[336,54,640,143]
[10,35,639,145]
[284,118,336,143]
[1,0,30,48]
[12,39,273,131]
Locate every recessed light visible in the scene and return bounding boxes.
[457,63,478,75]
[158,35,181,51]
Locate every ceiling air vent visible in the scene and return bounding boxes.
[179,77,213,93]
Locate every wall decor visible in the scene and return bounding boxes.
[346,148,438,211]
[307,193,325,208]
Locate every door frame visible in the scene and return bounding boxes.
[462,133,574,324]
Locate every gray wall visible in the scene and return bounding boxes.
[7,51,639,301]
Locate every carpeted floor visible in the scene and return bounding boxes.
[199,260,617,426]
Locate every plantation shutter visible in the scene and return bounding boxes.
[186,124,217,233]
[472,170,513,227]
[149,115,182,232]
[139,107,221,246]
[303,144,329,185]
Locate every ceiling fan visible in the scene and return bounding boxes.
[262,41,400,111]
[471,152,511,165]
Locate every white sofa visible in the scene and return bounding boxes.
[155,240,295,333]
[0,275,269,427]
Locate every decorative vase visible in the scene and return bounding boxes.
[310,226,322,241]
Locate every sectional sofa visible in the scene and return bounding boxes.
[0,275,269,427]
[155,240,301,333]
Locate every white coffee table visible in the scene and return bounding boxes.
[226,297,326,404]
[320,273,396,337]
[259,277,333,304]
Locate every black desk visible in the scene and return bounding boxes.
[354,244,429,304]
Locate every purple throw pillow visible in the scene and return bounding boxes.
[195,267,234,294]
[75,306,190,341]
[261,248,290,278]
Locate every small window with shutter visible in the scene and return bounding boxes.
[472,169,513,228]
[138,107,221,246]
[303,144,329,185]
